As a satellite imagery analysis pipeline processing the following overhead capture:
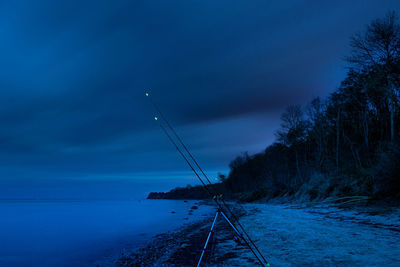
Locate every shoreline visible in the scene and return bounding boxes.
[89,200,217,267]
[114,203,258,267]
[116,216,215,266]
[113,201,400,266]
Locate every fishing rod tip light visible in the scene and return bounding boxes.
[145,92,149,97]
[154,116,158,121]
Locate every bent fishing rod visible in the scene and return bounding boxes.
[146,92,270,267]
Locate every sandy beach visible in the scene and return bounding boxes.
[114,202,400,267]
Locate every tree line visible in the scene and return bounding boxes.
[225,12,400,201]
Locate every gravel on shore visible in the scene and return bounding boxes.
[114,205,260,267]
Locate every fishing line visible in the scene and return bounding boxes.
[146,92,269,266]
[156,119,267,267]
[147,92,269,266]
[149,93,268,266]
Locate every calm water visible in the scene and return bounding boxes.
[0,199,215,267]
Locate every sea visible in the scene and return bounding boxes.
[0,199,215,267]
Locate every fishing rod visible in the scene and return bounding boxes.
[147,92,269,266]
[146,92,269,266]
[157,118,266,266]
[146,93,270,267]
[146,92,269,265]
[147,93,251,220]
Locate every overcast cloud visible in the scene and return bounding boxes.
[1,1,399,197]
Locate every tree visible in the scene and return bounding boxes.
[347,11,400,68]
[306,97,327,170]
[276,105,308,146]
[217,173,227,183]
[336,70,371,168]
[347,11,400,142]
[228,152,250,172]
[276,105,309,183]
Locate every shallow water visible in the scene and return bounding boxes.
[0,199,214,267]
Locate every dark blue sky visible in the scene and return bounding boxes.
[1,1,399,198]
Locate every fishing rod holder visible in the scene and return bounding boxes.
[197,208,255,266]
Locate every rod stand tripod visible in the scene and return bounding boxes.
[197,208,242,267]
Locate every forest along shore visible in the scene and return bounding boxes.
[116,203,400,267]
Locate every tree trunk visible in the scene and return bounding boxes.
[390,96,394,142]
[388,78,395,142]
[343,131,362,169]
[336,109,340,174]
[295,149,301,183]
[363,108,369,149]
[318,125,323,171]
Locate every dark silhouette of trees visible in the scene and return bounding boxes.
[224,11,400,201]
[217,173,227,182]
[306,97,327,171]
[154,11,400,202]
[276,105,309,185]
[348,11,400,142]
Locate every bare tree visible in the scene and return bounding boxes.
[347,11,400,142]
[276,105,308,183]
[276,105,306,144]
[306,97,326,170]
[347,11,400,68]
